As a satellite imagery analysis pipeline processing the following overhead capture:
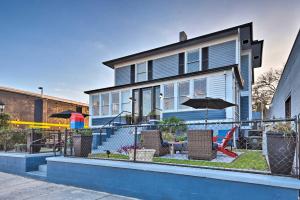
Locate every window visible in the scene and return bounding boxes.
[285,96,291,118]
[178,81,190,109]
[136,62,147,82]
[91,94,99,116]
[194,78,207,98]
[163,84,174,110]
[121,90,131,113]
[101,93,110,116]
[187,50,200,73]
[242,39,249,44]
[111,92,119,115]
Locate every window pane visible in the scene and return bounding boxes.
[121,90,131,113]
[194,78,207,98]
[187,62,199,73]
[178,81,190,109]
[92,94,99,116]
[187,50,200,73]
[101,93,110,116]
[112,92,119,115]
[187,50,199,63]
[163,84,174,110]
[136,62,147,82]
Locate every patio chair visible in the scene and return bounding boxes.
[140,130,170,156]
[213,126,238,158]
[187,130,217,161]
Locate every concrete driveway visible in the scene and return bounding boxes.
[0,172,137,200]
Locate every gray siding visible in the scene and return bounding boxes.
[162,110,226,121]
[153,54,179,79]
[269,32,300,118]
[208,40,236,69]
[241,55,249,91]
[240,96,249,120]
[115,66,131,86]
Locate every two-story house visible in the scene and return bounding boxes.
[85,22,263,127]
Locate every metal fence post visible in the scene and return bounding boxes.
[64,129,67,156]
[297,115,300,179]
[133,126,138,162]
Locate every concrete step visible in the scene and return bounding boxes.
[26,170,47,180]
[38,164,47,172]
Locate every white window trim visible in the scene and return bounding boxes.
[163,83,175,111]
[178,80,191,110]
[185,49,201,74]
[135,62,148,82]
[111,91,120,115]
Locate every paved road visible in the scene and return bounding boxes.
[0,172,137,200]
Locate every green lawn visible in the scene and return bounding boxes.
[89,150,269,171]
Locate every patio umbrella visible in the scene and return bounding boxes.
[182,97,236,122]
[50,110,89,119]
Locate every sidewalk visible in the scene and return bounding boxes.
[0,172,137,200]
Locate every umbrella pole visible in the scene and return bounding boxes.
[205,107,208,129]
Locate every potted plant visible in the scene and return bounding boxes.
[118,145,156,162]
[148,111,157,120]
[159,117,187,142]
[73,129,93,157]
[267,122,296,175]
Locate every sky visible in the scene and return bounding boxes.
[0,0,299,103]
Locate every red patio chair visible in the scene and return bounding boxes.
[213,126,238,158]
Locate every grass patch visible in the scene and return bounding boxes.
[90,151,269,171]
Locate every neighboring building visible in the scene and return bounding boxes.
[85,22,263,127]
[0,86,89,127]
[269,30,300,119]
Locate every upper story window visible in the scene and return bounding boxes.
[163,83,174,110]
[121,90,131,113]
[91,94,99,116]
[187,49,200,73]
[111,92,119,115]
[101,93,110,116]
[136,62,147,82]
[178,81,190,109]
[194,78,207,98]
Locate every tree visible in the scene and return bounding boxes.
[252,68,282,118]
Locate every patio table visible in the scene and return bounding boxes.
[168,141,185,155]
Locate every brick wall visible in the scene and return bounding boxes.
[0,90,89,127]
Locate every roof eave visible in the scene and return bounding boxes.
[103,22,253,69]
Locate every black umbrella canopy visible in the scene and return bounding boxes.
[182,97,237,109]
[50,110,89,119]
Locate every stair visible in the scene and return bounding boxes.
[26,164,47,180]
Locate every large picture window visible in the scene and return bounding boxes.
[136,62,147,82]
[121,90,131,113]
[194,78,207,98]
[187,49,200,73]
[178,81,190,109]
[101,93,110,116]
[111,92,119,115]
[91,94,99,116]
[163,84,174,110]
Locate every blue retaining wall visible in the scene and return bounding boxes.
[0,153,54,175]
[47,157,300,200]
[163,110,226,121]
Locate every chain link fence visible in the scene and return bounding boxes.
[63,118,300,178]
[0,129,63,154]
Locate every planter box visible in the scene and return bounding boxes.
[73,135,92,157]
[267,132,296,175]
[128,149,156,162]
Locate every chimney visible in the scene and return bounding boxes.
[179,31,187,42]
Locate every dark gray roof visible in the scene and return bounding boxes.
[103,22,254,69]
